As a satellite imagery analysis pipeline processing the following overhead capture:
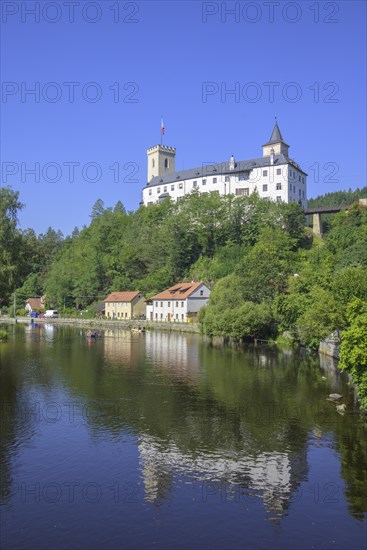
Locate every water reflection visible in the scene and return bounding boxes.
[0,325,366,544]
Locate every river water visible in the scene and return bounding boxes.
[1,323,366,549]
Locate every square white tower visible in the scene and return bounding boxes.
[147,145,176,182]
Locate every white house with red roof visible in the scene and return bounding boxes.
[104,291,146,320]
[146,282,210,323]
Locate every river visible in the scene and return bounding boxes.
[0,323,366,549]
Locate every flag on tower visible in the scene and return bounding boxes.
[161,117,165,136]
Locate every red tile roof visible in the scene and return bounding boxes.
[104,292,141,303]
[26,298,44,310]
[151,282,205,301]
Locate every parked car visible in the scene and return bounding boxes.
[44,310,59,318]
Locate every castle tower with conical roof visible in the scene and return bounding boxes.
[262,120,289,157]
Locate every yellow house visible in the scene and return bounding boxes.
[104,292,146,320]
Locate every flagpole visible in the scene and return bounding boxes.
[160,115,162,146]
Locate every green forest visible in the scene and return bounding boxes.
[1,185,367,408]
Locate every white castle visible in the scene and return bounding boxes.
[142,121,307,208]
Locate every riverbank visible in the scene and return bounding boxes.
[0,316,200,334]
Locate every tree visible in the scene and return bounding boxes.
[90,199,105,220]
[339,300,367,410]
[0,187,24,303]
[114,201,126,215]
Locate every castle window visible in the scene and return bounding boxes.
[179,182,183,189]
[299,189,301,196]
[293,185,296,192]
[263,170,268,176]
[165,158,169,169]
[235,188,249,196]
[152,159,155,168]
[276,168,281,175]
[302,191,305,198]
[276,183,282,190]
[213,177,217,184]
[262,184,268,192]
[289,183,292,190]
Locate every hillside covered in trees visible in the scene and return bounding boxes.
[1,185,367,408]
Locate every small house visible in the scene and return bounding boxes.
[104,292,146,320]
[25,297,45,314]
[147,282,210,322]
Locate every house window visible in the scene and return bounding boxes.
[176,314,178,319]
[213,178,217,183]
[200,290,204,296]
[193,180,197,188]
[181,314,184,320]
[157,187,161,194]
[225,176,230,182]
[181,302,184,307]
[175,301,178,307]
[276,196,282,202]
[155,313,158,319]
[160,302,163,307]
[262,184,268,192]
[164,186,167,192]
[263,170,268,176]
[276,168,281,175]
[276,183,282,190]
[202,179,206,185]
[179,182,183,189]
[168,301,170,307]
[299,175,301,182]
[155,302,158,307]
[125,312,127,318]
[171,185,174,191]
[165,158,169,168]
[149,189,152,195]
[160,313,163,320]
[238,172,249,181]
[302,177,305,184]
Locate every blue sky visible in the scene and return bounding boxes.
[1,0,366,235]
